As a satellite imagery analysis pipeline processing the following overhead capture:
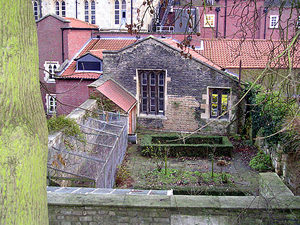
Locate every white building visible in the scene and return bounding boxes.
[32,0,156,31]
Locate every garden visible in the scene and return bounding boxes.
[115,132,274,196]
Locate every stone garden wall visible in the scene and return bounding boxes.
[48,173,300,225]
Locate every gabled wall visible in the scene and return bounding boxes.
[103,38,241,134]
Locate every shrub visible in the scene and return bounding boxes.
[115,164,130,187]
[47,115,85,141]
[249,150,273,171]
[140,135,233,158]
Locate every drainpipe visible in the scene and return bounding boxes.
[224,0,227,38]
[61,29,65,62]
[131,0,133,25]
[263,7,268,39]
[215,7,220,38]
[76,0,78,19]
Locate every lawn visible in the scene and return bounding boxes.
[115,135,262,196]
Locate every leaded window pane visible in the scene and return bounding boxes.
[139,71,165,115]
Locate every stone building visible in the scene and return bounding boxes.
[32,0,157,31]
[58,35,242,134]
[99,36,242,133]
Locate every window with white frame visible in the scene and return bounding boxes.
[269,15,279,28]
[44,61,59,83]
[46,94,57,114]
[139,70,165,115]
[209,88,230,119]
[204,14,215,27]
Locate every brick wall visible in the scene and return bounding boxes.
[65,29,94,60]
[56,79,95,115]
[103,37,240,134]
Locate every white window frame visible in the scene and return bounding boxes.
[269,15,279,28]
[46,94,57,115]
[44,61,59,83]
[204,14,215,28]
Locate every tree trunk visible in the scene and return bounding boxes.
[0,1,49,224]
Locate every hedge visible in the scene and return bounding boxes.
[140,135,233,158]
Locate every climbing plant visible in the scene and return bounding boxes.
[245,82,299,153]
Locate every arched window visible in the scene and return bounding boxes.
[115,0,119,24]
[85,1,89,22]
[91,0,96,24]
[121,0,126,22]
[61,1,66,17]
[55,1,60,15]
[33,1,38,20]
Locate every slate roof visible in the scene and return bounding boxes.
[60,38,137,79]
[96,79,137,112]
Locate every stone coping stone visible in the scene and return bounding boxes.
[47,191,300,210]
[47,187,168,196]
[259,172,294,198]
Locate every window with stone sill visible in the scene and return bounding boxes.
[46,94,57,114]
[269,15,279,28]
[139,70,165,115]
[209,88,230,119]
[204,14,215,27]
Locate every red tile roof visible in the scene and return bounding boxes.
[61,38,137,79]
[194,39,300,69]
[96,79,137,112]
[162,38,222,70]
[65,17,98,29]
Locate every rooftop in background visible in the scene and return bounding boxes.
[36,14,99,29]
[64,17,99,29]
[196,38,300,69]
[60,38,137,79]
